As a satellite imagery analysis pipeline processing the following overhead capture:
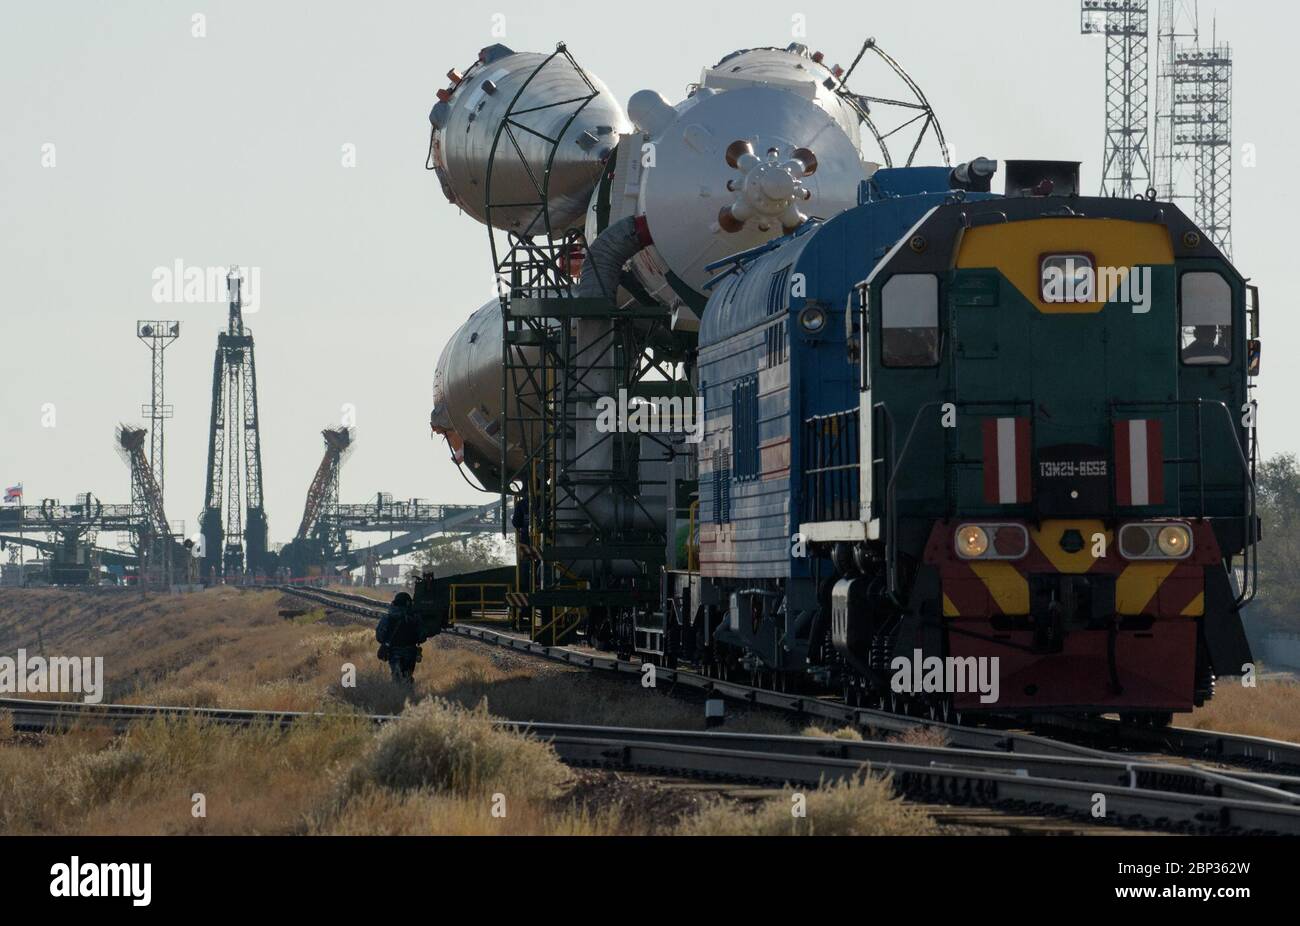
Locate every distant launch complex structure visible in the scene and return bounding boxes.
[1080,0,1233,254]
[199,268,269,580]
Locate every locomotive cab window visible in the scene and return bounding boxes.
[881,274,939,367]
[1180,271,1232,365]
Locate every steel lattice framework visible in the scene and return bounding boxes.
[117,425,177,584]
[1081,0,1152,198]
[486,46,680,644]
[1154,0,1199,203]
[1175,41,1232,257]
[200,269,268,580]
[295,426,353,544]
[135,320,179,502]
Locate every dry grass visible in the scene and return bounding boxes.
[801,723,864,741]
[0,713,372,835]
[888,725,951,748]
[0,588,942,835]
[1185,677,1300,743]
[316,786,623,836]
[679,775,936,836]
[0,699,622,836]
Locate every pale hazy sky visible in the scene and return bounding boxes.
[1,0,1294,547]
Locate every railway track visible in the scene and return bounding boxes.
[1022,712,1300,772]
[277,584,1300,772]
[6,695,1300,835]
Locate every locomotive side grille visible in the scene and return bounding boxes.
[802,407,860,524]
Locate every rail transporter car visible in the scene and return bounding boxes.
[649,159,1260,724]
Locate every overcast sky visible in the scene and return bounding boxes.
[1,0,1293,548]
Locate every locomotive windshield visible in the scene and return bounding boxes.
[881,273,940,367]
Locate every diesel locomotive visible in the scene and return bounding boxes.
[662,159,1260,722]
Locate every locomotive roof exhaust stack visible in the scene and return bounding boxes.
[949,157,998,192]
[1004,160,1081,197]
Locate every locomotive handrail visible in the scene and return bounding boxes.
[1111,398,1258,608]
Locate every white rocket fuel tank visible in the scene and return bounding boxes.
[585,44,877,316]
[428,44,631,235]
[429,299,533,491]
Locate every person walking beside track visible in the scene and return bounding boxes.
[375,591,425,684]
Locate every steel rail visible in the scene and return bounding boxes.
[1027,712,1300,771]
[6,696,1300,835]
[10,692,1296,805]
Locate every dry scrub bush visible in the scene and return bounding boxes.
[340,698,568,802]
[679,775,936,836]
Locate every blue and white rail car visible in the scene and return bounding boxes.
[689,167,996,673]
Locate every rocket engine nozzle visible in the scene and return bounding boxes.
[718,141,817,234]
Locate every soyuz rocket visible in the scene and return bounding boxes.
[427,42,880,496]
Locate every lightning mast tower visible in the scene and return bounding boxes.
[135,320,180,501]
[1081,0,1152,198]
[199,268,268,580]
[1154,0,1199,203]
[1176,34,1232,256]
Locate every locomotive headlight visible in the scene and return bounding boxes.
[955,525,990,558]
[798,305,827,333]
[1156,524,1192,558]
[954,523,1028,560]
[1118,521,1194,560]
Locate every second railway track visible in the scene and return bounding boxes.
[7,694,1300,836]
